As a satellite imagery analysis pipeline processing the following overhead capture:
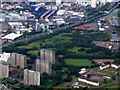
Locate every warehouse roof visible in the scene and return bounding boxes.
[2,33,22,40]
[0,52,11,62]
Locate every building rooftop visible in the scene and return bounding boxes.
[9,67,18,72]
[0,52,11,62]
[94,59,114,63]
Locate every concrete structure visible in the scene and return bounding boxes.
[36,59,52,74]
[40,49,55,64]
[2,33,22,41]
[56,0,61,5]
[99,64,110,70]
[11,53,27,68]
[91,0,97,8]
[111,64,120,69]
[36,22,41,32]
[24,69,40,86]
[0,52,11,63]
[0,62,9,78]
[79,68,87,74]
[78,77,99,86]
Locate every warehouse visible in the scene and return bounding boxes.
[2,33,22,41]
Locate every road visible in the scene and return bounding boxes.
[92,78,120,88]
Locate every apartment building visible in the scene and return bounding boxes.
[36,59,52,74]
[11,53,27,68]
[24,69,40,86]
[0,62,9,78]
[40,49,55,64]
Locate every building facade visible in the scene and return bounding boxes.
[36,59,52,74]
[11,53,27,68]
[40,49,55,64]
[24,69,40,86]
[0,63,9,78]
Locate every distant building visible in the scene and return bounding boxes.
[40,49,55,64]
[36,22,41,32]
[24,69,40,86]
[11,53,27,69]
[99,64,110,70]
[79,68,87,74]
[0,52,11,64]
[36,59,52,74]
[94,59,114,63]
[0,62,9,78]
[56,0,61,5]
[9,67,19,77]
[78,77,99,86]
[0,84,10,90]
[111,64,120,69]
[111,31,118,41]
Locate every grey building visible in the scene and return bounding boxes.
[24,69,40,86]
[111,31,118,41]
[0,62,9,78]
[11,53,27,68]
[40,49,55,64]
[36,59,52,74]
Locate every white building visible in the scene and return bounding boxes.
[79,68,87,74]
[99,64,110,70]
[0,52,11,63]
[91,0,97,8]
[56,0,61,5]
[57,10,66,16]
[2,33,22,41]
[78,77,99,86]
[111,64,120,69]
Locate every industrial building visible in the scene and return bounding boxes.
[0,52,11,64]
[11,53,27,69]
[0,62,9,78]
[24,69,40,86]
[36,59,52,74]
[40,49,55,64]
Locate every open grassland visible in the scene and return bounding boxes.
[65,59,93,66]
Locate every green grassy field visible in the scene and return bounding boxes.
[94,69,119,77]
[105,81,119,88]
[64,59,93,66]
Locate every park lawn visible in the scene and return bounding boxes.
[18,33,72,49]
[71,76,77,81]
[105,82,119,88]
[100,79,112,84]
[69,46,91,54]
[94,69,118,77]
[84,32,111,41]
[64,59,93,66]
[17,45,32,49]
[27,50,39,56]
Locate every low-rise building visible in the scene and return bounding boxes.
[111,64,120,69]
[78,77,99,86]
[99,64,110,70]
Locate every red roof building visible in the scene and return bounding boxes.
[72,25,85,30]
[9,67,18,72]
[94,59,114,63]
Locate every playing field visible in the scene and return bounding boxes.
[64,59,93,66]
